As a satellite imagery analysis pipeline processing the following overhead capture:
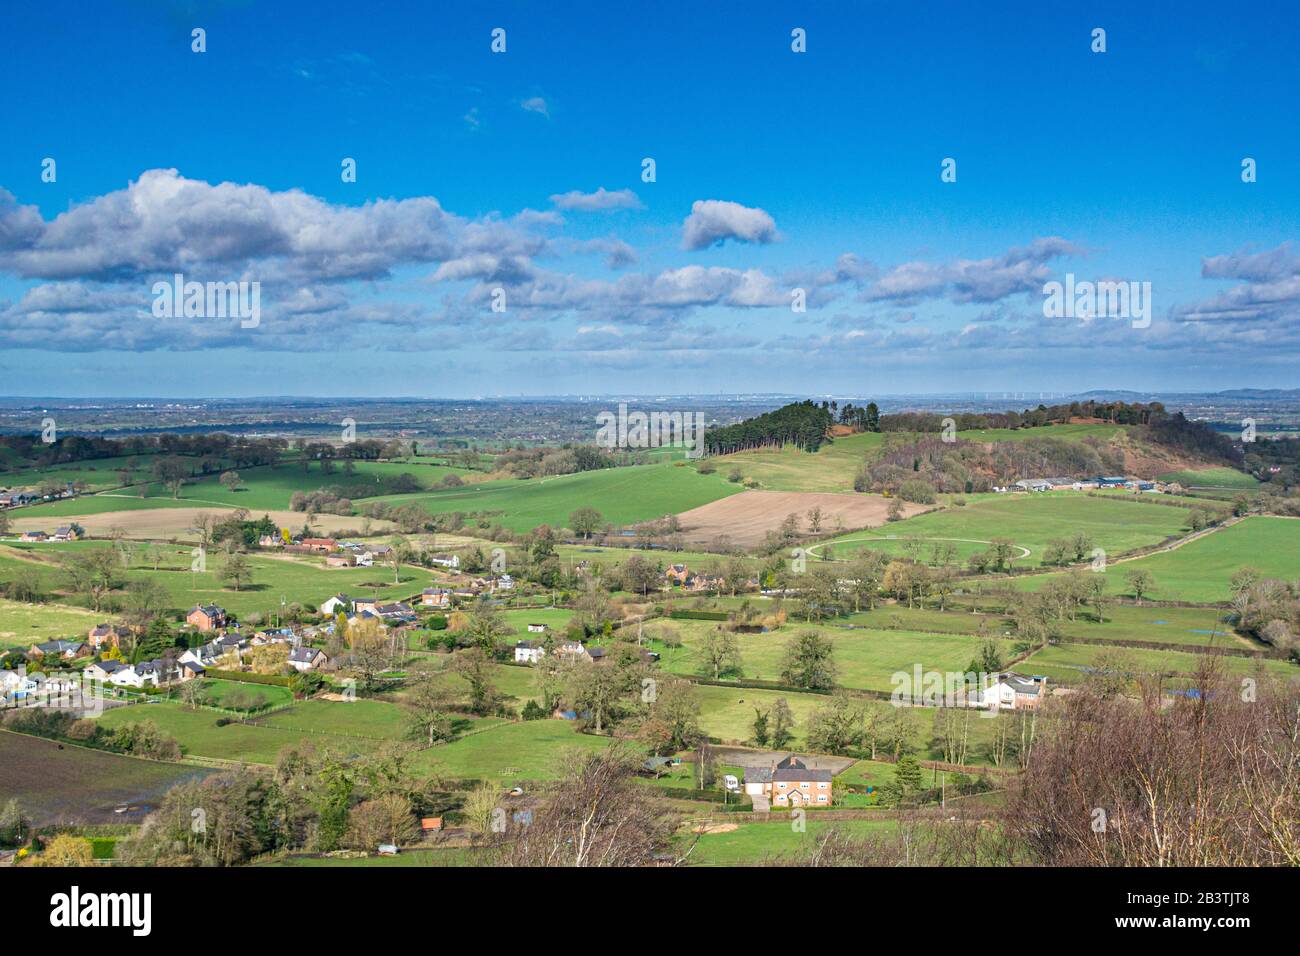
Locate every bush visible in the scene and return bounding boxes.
[521,700,546,721]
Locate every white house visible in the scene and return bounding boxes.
[430,554,460,569]
[514,641,545,664]
[980,672,1048,711]
[288,646,328,672]
[0,668,38,700]
[320,594,352,616]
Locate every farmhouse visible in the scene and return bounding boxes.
[430,554,460,569]
[1013,479,1053,493]
[325,553,355,568]
[288,646,329,672]
[19,530,47,542]
[514,640,545,664]
[84,660,126,682]
[665,564,693,586]
[746,755,833,807]
[980,672,1048,711]
[300,538,339,553]
[186,604,228,632]
[51,525,80,541]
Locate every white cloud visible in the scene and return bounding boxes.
[521,96,550,118]
[549,187,642,212]
[681,199,777,250]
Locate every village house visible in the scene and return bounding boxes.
[514,640,545,664]
[325,553,355,568]
[527,623,548,633]
[665,564,693,586]
[556,641,597,663]
[27,639,88,661]
[51,525,80,541]
[746,755,834,808]
[320,594,352,615]
[980,672,1048,711]
[83,659,126,683]
[300,538,339,553]
[288,646,329,672]
[18,530,47,542]
[178,660,206,681]
[87,623,128,651]
[186,604,228,632]
[0,668,39,700]
[429,554,460,569]
[420,588,452,608]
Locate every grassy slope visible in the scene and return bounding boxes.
[371,463,740,531]
[0,541,440,617]
[1157,466,1260,489]
[820,493,1191,564]
[1015,516,1300,603]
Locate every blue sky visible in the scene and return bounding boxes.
[1,0,1297,397]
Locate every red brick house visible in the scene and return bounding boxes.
[186,604,227,632]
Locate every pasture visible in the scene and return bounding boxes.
[408,719,614,781]
[818,493,1191,565]
[652,620,1012,694]
[372,462,740,532]
[1015,516,1300,603]
[0,597,106,649]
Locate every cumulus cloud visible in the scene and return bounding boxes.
[681,199,778,250]
[1173,242,1300,324]
[863,237,1083,304]
[549,187,642,212]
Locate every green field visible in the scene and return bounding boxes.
[956,423,1133,443]
[0,596,106,649]
[858,602,1252,650]
[0,541,439,617]
[1158,467,1260,490]
[201,678,295,711]
[94,701,377,763]
[371,462,740,532]
[704,431,885,492]
[408,719,615,780]
[1019,640,1296,687]
[818,493,1191,565]
[653,620,1012,694]
[1016,516,1300,603]
[682,817,898,865]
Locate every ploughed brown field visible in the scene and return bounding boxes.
[669,491,926,547]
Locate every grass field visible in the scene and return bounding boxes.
[1016,516,1300,603]
[652,620,1012,694]
[94,701,377,763]
[0,730,209,826]
[0,597,106,649]
[0,541,439,617]
[956,423,1133,443]
[201,678,295,711]
[857,602,1253,649]
[408,719,615,780]
[1158,467,1260,490]
[817,493,1191,565]
[1019,640,1296,686]
[682,817,898,865]
[702,431,885,493]
[371,462,740,532]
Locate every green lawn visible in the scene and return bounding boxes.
[255,698,410,740]
[371,462,740,532]
[201,678,294,711]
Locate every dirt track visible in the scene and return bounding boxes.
[671,491,926,547]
